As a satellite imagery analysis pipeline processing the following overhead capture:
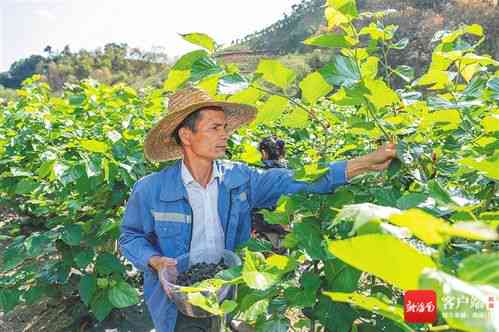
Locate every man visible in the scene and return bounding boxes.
[118,87,396,332]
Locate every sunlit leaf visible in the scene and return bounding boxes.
[256,59,296,90]
[299,72,333,105]
[327,234,437,290]
[180,33,216,52]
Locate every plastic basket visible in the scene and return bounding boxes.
[158,249,241,318]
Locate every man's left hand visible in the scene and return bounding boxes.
[346,143,397,179]
[365,143,397,171]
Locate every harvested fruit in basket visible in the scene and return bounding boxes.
[176,259,228,286]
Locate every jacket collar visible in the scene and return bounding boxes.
[159,159,248,202]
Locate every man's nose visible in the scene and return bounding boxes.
[220,127,229,139]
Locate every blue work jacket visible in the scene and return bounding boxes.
[118,159,347,332]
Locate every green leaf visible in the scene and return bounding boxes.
[327,234,437,290]
[293,221,327,260]
[74,249,95,269]
[458,253,499,288]
[365,79,400,109]
[164,50,212,91]
[319,55,360,88]
[190,56,222,82]
[323,292,412,332]
[396,193,428,210]
[324,259,361,292]
[428,180,455,206]
[259,318,290,332]
[25,233,51,257]
[180,33,216,52]
[419,269,499,332]
[220,299,238,313]
[80,139,109,153]
[0,288,21,313]
[393,65,415,82]
[79,274,97,306]
[299,72,333,105]
[95,253,125,275]
[108,281,140,308]
[390,37,409,50]
[242,271,279,291]
[255,95,288,125]
[90,290,114,321]
[2,239,27,272]
[303,33,356,49]
[37,160,55,178]
[24,286,47,305]
[15,179,39,194]
[69,95,85,106]
[314,295,357,332]
[256,59,296,90]
[61,224,82,246]
[282,108,309,128]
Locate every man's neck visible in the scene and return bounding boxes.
[182,154,214,188]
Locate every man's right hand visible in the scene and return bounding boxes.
[148,255,177,272]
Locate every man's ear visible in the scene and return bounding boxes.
[178,127,192,146]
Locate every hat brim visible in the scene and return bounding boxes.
[144,101,257,161]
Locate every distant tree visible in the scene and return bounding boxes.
[0,55,44,88]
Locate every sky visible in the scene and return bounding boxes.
[0,0,302,72]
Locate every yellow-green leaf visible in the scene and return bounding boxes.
[416,70,452,90]
[255,95,288,125]
[389,209,448,245]
[304,33,357,49]
[482,114,499,133]
[80,140,109,153]
[460,157,499,180]
[441,221,499,241]
[365,79,400,109]
[282,108,309,128]
[164,69,190,92]
[239,143,261,164]
[300,72,333,105]
[196,75,220,97]
[256,59,296,90]
[180,33,216,52]
[420,109,461,131]
[327,234,437,290]
[227,87,263,106]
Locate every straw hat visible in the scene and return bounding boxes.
[144,87,257,161]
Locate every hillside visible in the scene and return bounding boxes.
[0,43,170,93]
[218,0,499,78]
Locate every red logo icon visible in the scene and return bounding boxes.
[404,290,437,323]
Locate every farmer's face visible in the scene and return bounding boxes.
[181,108,229,161]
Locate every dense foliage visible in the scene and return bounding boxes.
[1,1,498,331]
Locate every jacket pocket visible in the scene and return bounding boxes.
[152,211,191,237]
